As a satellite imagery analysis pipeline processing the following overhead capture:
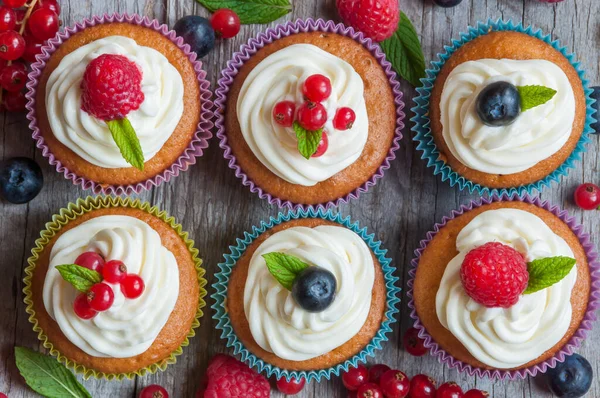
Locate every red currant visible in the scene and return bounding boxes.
[0,31,25,61]
[312,131,328,158]
[210,9,240,39]
[74,252,105,273]
[408,374,436,398]
[139,384,169,398]
[348,392,357,398]
[34,0,61,15]
[272,100,295,127]
[368,364,390,384]
[379,370,410,398]
[463,390,489,398]
[342,364,368,391]
[333,107,356,130]
[15,9,25,24]
[403,327,427,356]
[0,7,16,32]
[0,392,7,398]
[436,382,463,398]
[0,62,26,92]
[23,38,43,63]
[87,283,114,312]
[73,293,97,319]
[121,274,145,299]
[3,90,26,112]
[3,0,26,7]
[302,74,332,102]
[297,101,327,131]
[27,8,59,41]
[102,260,128,284]
[574,183,600,210]
[356,383,383,398]
[276,377,305,395]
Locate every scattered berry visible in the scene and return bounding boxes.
[34,0,61,15]
[336,0,399,42]
[303,74,332,102]
[333,107,356,130]
[273,100,295,127]
[291,266,336,312]
[432,0,463,7]
[408,374,436,398]
[15,9,25,24]
[574,183,600,210]
[139,385,168,398]
[0,30,25,61]
[81,54,144,121]
[476,81,521,126]
[0,62,27,92]
[368,364,390,384]
[312,131,329,158]
[297,101,327,131]
[203,354,270,397]
[0,393,7,398]
[210,9,240,39]
[3,90,26,111]
[87,283,114,312]
[356,383,383,398]
[379,369,410,398]
[102,260,127,284]
[461,242,528,308]
[0,7,17,32]
[0,158,43,204]
[3,0,27,7]
[174,15,215,58]
[545,353,593,398]
[403,327,427,356]
[342,364,369,391]
[74,252,105,273]
[27,8,59,41]
[463,390,489,398]
[73,293,97,319]
[276,377,305,395]
[23,38,43,63]
[121,274,145,299]
[436,382,463,398]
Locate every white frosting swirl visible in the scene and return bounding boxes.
[440,59,576,174]
[42,215,179,358]
[435,208,577,369]
[237,44,369,186]
[244,226,374,361]
[45,36,184,168]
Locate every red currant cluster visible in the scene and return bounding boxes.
[0,0,60,111]
[72,251,146,320]
[272,73,357,158]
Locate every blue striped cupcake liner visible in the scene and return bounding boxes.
[411,19,596,197]
[211,208,400,382]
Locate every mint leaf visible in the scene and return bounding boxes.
[380,11,426,87]
[106,118,145,171]
[523,256,576,294]
[15,347,92,398]
[517,85,557,112]
[55,264,102,293]
[195,0,292,24]
[293,121,323,160]
[262,252,310,290]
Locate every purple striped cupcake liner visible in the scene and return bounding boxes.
[214,18,405,210]
[407,193,600,379]
[25,13,214,195]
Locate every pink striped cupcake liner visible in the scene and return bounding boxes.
[25,13,214,195]
[214,18,405,210]
[407,193,600,379]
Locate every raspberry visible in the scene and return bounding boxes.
[460,242,529,308]
[80,54,144,121]
[336,0,399,42]
[203,354,270,398]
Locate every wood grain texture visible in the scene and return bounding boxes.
[0,0,599,397]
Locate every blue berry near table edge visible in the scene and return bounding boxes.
[545,353,593,398]
[174,15,215,58]
[0,157,43,204]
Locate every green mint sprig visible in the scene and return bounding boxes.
[523,256,576,294]
[293,121,323,160]
[15,347,92,398]
[196,0,292,24]
[55,263,102,293]
[262,252,309,290]
[517,85,557,112]
[106,118,145,171]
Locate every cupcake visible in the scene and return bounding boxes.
[27,14,213,194]
[409,195,599,378]
[23,196,206,379]
[412,20,594,195]
[212,209,399,381]
[216,19,404,208]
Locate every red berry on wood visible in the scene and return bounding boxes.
[436,382,464,398]
[574,183,600,210]
[379,369,410,398]
[403,326,427,356]
[276,377,306,395]
[27,8,60,41]
[367,364,390,384]
[342,364,368,391]
[409,374,436,398]
[3,90,27,112]
[0,62,27,92]
[139,384,169,398]
[356,383,383,398]
[0,30,25,61]
[210,9,240,39]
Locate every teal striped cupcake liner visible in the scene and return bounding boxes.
[411,19,596,197]
[211,208,400,382]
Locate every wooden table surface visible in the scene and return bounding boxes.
[1,0,599,397]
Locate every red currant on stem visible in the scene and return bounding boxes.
[464,390,489,398]
[0,7,17,32]
[276,377,305,395]
[342,364,368,391]
[3,0,27,7]
[87,283,115,312]
[0,392,7,398]
[23,37,43,63]
[436,382,463,398]
[574,183,600,210]
[409,374,436,398]
[0,31,25,61]
[367,364,390,384]
[379,370,410,398]
[273,100,295,127]
[139,384,169,398]
[102,260,128,284]
[403,326,427,356]
[27,8,59,41]
[74,252,105,273]
[312,131,328,158]
[356,382,383,398]
[303,74,331,102]
[0,62,27,92]
[298,101,327,131]
[333,107,356,130]
[3,90,26,111]
[73,293,97,319]
[210,9,240,39]
[121,274,145,299]
[34,0,61,15]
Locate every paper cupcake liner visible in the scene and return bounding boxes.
[25,13,214,195]
[211,208,401,382]
[214,18,405,210]
[22,196,207,380]
[411,19,596,196]
[407,193,600,379]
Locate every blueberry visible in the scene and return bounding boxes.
[590,86,600,133]
[476,81,521,126]
[0,157,43,204]
[433,0,463,7]
[545,353,593,398]
[292,266,337,312]
[174,16,215,58]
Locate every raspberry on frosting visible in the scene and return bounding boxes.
[80,54,145,121]
[202,354,270,398]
